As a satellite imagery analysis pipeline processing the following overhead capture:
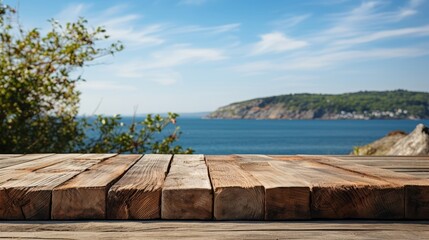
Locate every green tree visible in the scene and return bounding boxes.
[0,3,193,154]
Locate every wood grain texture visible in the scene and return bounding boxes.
[0,154,82,172]
[0,154,110,220]
[270,155,404,219]
[306,155,429,220]
[0,172,79,219]
[236,155,310,220]
[51,154,142,220]
[0,154,428,221]
[0,154,55,169]
[74,153,118,160]
[333,156,429,161]
[107,154,172,219]
[0,154,23,160]
[2,220,429,240]
[161,154,213,220]
[0,154,83,185]
[1,221,428,240]
[206,155,264,220]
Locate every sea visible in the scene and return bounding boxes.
[116,118,429,155]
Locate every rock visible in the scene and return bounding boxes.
[352,124,429,156]
[387,124,429,155]
[352,130,407,156]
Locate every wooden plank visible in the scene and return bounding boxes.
[0,154,54,169]
[107,154,172,219]
[36,159,101,173]
[334,155,429,161]
[206,155,264,220]
[0,172,79,220]
[74,153,117,160]
[0,154,83,185]
[0,154,23,160]
[303,155,429,220]
[402,172,429,178]
[0,154,110,220]
[345,160,429,168]
[296,155,429,182]
[161,154,213,220]
[1,221,429,240]
[0,154,82,172]
[387,168,429,172]
[236,155,310,220]
[270,155,404,219]
[51,154,142,220]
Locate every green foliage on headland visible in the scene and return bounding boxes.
[0,2,193,154]
[208,90,429,119]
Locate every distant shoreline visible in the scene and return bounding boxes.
[206,90,429,120]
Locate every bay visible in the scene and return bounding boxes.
[117,118,429,155]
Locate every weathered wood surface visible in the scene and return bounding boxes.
[0,154,23,160]
[0,221,428,240]
[269,155,403,219]
[0,154,110,220]
[0,154,84,188]
[161,154,212,220]
[236,155,311,220]
[1,154,429,220]
[51,154,141,219]
[334,155,429,178]
[107,154,172,219]
[206,155,264,220]
[0,153,54,169]
[305,155,429,219]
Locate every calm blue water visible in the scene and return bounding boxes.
[171,119,429,154]
[95,118,429,154]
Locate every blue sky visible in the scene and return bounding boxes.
[4,0,429,115]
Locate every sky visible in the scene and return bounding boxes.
[4,0,429,115]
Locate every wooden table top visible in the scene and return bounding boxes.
[1,220,428,239]
[0,154,428,221]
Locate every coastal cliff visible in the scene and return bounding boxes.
[206,90,429,120]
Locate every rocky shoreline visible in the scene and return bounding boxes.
[352,124,429,155]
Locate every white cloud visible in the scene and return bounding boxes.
[105,23,166,46]
[398,0,424,18]
[334,25,429,46]
[79,81,136,91]
[146,46,226,69]
[172,23,241,35]
[115,70,181,86]
[270,14,311,29]
[91,9,166,47]
[236,47,429,74]
[251,32,308,55]
[55,4,166,48]
[101,14,141,26]
[114,46,226,85]
[236,0,429,76]
[325,0,425,37]
[55,3,90,22]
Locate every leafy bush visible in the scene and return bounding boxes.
[82,113,193,154]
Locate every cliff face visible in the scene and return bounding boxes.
[207,101,327,119]
[206,90,429,120]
